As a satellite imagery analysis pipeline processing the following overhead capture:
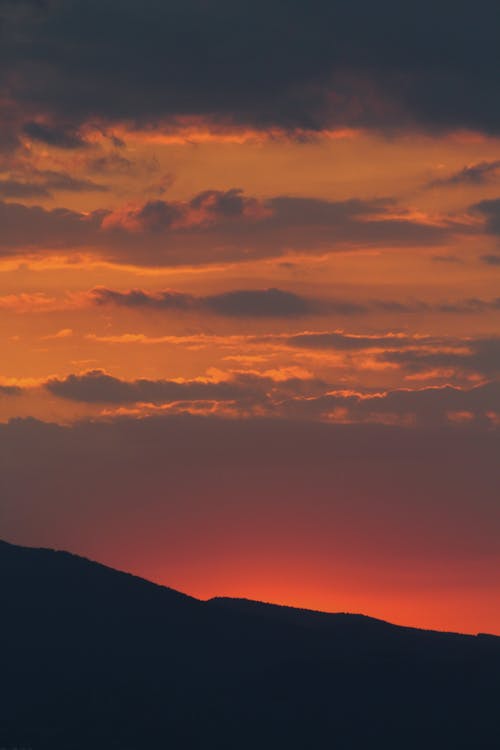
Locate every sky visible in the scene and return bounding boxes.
[1,0,500,634]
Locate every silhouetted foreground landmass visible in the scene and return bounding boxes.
[1,539,499,749]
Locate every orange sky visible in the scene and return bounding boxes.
[2,3,500,634]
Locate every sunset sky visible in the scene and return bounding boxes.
[1,0,500,634]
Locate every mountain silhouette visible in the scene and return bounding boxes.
[1,538,499,749]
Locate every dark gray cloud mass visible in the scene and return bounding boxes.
[472,199,500,234]
[21,121,89,149]
[0,384,22,396]
[381,338,500,378]
[427,161,500,188]
[92,287,318,318]
[45,370,326,406]
[2,0,500,135]
[204,288,316,317]
[45,370,250,404]
[0,180,50,199]
[0,191,452,265]
[91,288,196,311]
[0,169,107,198]
[285,332,428,351]
[481,254,500,266]
[90,287,500,318]
[42,368,500,429]
[284,381,500,428]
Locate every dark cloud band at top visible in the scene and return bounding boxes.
[2,0,500,136]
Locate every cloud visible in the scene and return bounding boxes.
[0,180,50,198]
[472,198,500,234]
[481,254,500,266]
[39,363,500,429]
[435,298,500,313]
[0,200,101,254]
[0,384,23,396]
[3,1,500,136]
[91,287,318,318]
[91,288,195,311]
[380,338,500,378]
[0,170,107,199]
[285,381,500,428]
[86,153,135,174]
[203,289,315,317]
[284,332,428,351]
[44,369,326,407]
[0,190,452,265]
[35,170,108,193]
[427,161,500,188]
[45,370,246,404]
[91,287,500,320]
[190,188,255,217]
[22,121,89,149]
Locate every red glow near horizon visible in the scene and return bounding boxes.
[79,543,500,636]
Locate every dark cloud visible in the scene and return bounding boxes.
[0,103,22,155]
[427,161,500,188]
[287,381,500,428]
[285,332,426,351]
[45,370,245,404]
[41,365,500,429]
[481,254,500,266]
[380,338,500,377]
[22,121,88,149]
[90,287,500,319]
[203,289,316,317]
[2,1,500,135]
[190,188,250,217]
[0,170,107,198]
[132,200,183,232]
[87,153,134,174]
[0,126,20,155]
[333,297,500,315]
[0,0,48,9]
[0,200,101,253]
[37,169,108,193]
[472,198,500,234]
[0,384,22,396]
[0,179,50,198]
[91,288,195,311]
[435,298,500,314]
[0,190,452,265]
[44,369,326,406]
[91,287,317,317]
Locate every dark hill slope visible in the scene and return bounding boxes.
[1,539,499,749]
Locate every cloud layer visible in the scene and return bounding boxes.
[3,0,500,136]
[0,191,452,265]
